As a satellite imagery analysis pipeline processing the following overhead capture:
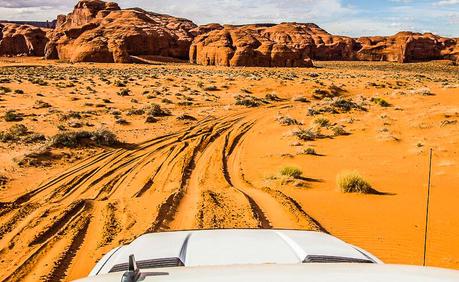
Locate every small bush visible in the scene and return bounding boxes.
[293,128,318,141]
[304,148,317,155]
[331,125,349,136]
[4,110,23,122]
[277,116,301,126]
[265,93,282,101]
[147,104,171,117]
[371,97,390,107]
[293,96,309,103]
[314,117,330,127]
[203,85,218,91]
[235,95,262,107]
[280,166,303,179]
[337,171,374,194]
[117,88,131,96]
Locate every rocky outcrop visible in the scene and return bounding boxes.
[0,23,50,56]
[190,23,325,67]
[190,23,459,67]
[45,0,197,63]
[355,32,453,63]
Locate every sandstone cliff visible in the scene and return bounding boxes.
[0,23,50,56]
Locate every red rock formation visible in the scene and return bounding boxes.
[0,0,457,67]
[45,0,197,63]
[355,32,447,63]
[0,23,50,56]
[190,23,459,67]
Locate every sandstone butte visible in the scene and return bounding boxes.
[0,0,458,67]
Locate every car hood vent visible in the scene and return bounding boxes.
[109,257,184,273]
[303,255,375,264]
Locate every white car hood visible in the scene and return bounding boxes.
[76,264,459,282]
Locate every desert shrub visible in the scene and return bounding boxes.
[4,110,23,122]
[240,88,252,94]
[280,166,303,179]
[0,174,7,188]
[33,100,51,109]
[203,85,218,91]
[293,96,309,103]
[145,116,158,123]
[308,97,366,116]
[117,88,131,96]
[178,101,193,106]
[277,116,301,126]
[14,89,24,94]
[114,80,126,87]
[49,129,119,148]
[0,86,12,94]
[337,171,374,194]
[161,98,173,104]
[115,118,129,125]
[265,93,282,101]
[147,104,171,117]
[60,111,82,121]
[127,108,145,116]
[177,114,197,121]
[293,128,318,141]
[23,133,46,143]
[331,125,349,136]
[314,117,330,127]
[304,147,317,155]
[371,97,390,107]
[235,95,262,107]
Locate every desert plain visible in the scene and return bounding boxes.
[0,56,457,281]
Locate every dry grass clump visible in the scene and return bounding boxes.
[277,116,301,126]
[337,171,375,194]
[280,166,303,179]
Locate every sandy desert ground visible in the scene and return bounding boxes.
[0,57,458,281]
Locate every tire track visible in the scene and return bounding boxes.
[0,105,328,281]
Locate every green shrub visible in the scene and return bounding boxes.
[337,171,374,194]
[280,166,303,179]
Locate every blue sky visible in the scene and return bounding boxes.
[0,0,458,37]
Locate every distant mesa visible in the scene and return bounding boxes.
[0,0,458,67]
